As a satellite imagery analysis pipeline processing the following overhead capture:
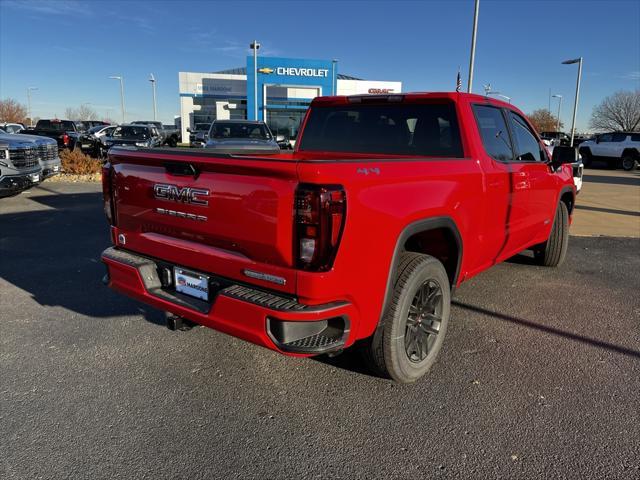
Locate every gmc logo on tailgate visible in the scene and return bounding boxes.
[153,184,209,206]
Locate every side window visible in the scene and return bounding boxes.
[631,133,640,142]
[611,133,628,142]
[473,105,514,162]
[599,134,613,142]
[509,112,543,162]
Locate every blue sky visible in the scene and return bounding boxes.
[1,0,638,131]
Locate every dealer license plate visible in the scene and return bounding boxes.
[174,268,209,301]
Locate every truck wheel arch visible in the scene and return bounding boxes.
[559,186,575,216]
[379,217,462,323]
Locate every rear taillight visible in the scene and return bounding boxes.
[101,162,116,225]
[295,184,346,271]
[62,133,69,146]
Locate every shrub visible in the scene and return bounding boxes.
[60,148,102,175]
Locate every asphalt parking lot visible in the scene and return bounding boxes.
[1,172,639,479]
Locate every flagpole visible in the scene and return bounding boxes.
[467,0,480,93]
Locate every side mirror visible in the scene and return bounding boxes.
[551,145,578,168]
[187,128,192,132]
[275,134,285,142]
[595,137,600,144]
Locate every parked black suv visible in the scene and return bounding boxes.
[102,125,163,149]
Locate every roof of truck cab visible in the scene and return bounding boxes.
[311,91,516,108]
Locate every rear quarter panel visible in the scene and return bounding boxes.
[296,156,485,340]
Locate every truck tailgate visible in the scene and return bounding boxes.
[108,148,298,294]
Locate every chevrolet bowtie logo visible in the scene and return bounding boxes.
[257,67,274,74]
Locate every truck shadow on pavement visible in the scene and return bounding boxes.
[0,191,166,326]
[574,204,640,217]
[317,295,640,378]
[582,172,640,187]
[452,301,640,360]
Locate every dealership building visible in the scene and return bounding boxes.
[178,56,402,143]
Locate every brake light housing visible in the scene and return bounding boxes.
[62,133,69,146]
[101,162,116,225]
[295,184,346,271]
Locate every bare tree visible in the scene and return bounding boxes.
[64,107,77,120]
[0,98,28,123]
[527,109,564,133]
[65,104,98,121]
[589,90,640,132]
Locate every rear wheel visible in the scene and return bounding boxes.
[534,201,569,267]
[362,252,450,383]
[621,155,638,171]
[579,148,592,167]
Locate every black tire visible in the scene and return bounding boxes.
[534,201,569,267]
[579,148,592,167]
[621,155,638,171]
[362,252,450,383]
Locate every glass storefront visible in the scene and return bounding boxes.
[192,98,247,126]
[266,109,307,141]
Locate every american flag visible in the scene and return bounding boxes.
[456,68,462,92]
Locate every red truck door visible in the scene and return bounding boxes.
[506,110,558,241]
[472,104,534,263]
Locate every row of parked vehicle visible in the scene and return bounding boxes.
[76,121,180,158]
[0,128,61,198]
[1,119,181,159]
[0,118,181,197]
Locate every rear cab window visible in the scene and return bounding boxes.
[299,102,463,157]
[36,120,76,131]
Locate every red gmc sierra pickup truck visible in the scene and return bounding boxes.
[101,92,578,383]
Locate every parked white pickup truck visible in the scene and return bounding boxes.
[579,132,640,171]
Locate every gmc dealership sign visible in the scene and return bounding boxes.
[368,88,395,94]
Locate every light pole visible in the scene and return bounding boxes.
[552,94,562,135]
[467,0,480,93]
[149,74,158,121]
[27,87,38,127]
[249,41,260,120]
[109,75,126,123]
[332,59,338,95]
[562,57,582,146]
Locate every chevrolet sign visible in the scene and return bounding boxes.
[259,67,329,78]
